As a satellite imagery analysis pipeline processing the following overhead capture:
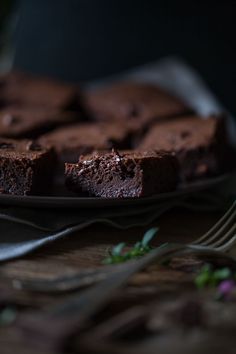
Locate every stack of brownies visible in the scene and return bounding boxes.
[0,71,234,198]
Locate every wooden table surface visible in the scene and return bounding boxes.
[0,207,234,354]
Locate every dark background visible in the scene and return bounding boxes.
[3,0,236,114]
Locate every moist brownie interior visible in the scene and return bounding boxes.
[0,138,55,195]
[65,150,178,198]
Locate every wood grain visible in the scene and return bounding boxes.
[0,207,224,354]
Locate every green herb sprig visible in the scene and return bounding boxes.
[194,264,236,300]
[195,264,232,289]
[103,227,158,265]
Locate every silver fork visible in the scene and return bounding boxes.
[11,201,236,293]
[191,200,236,252]
[14,201,236,350]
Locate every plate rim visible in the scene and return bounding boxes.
[0,174,230,209]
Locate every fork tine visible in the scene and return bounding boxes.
[192,201,236,245]
[195,211,236,246]
[206,224,236,248]
[215,234,236,252]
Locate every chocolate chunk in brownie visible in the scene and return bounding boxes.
[0,71,80,111]
[0,107,79,139]
[0,138,55,195]
[39,122,139,168]
[65,150,178,198]
[84,82,191,126]
[139,115,229,181]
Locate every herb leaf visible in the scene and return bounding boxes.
[103,227,158,265]
[141,227,159,247]
[213,268,232,281]
[111,242,126,256]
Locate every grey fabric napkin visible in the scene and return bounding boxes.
[0,57,235,261]
[0,194,228,262]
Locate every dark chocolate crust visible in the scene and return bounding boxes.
[65,150,178,198]
[39,122,140,166]
[0,138,55,195]
[0,107,78,139]
[0,71,79,111]
[139,115,228,181]
[85,82,191,126]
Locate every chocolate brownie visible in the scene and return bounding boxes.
[39,122,139,167]
[139,115,228,181]
[0,138,55,195]
[65,150,178,198]
[84,82,191,126]
[0,71,79,111]
[0,107,78,138]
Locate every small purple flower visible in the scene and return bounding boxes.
[218,280,235,299]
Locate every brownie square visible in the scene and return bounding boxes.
[84,82,191,126]
[39,122,139,167]
[0,71,79,111]
[0,107,78,139]
[65,150,178,198]
[0,138,55,195]
[139,115,229,181]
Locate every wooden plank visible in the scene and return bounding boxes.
[0,208,224,354]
